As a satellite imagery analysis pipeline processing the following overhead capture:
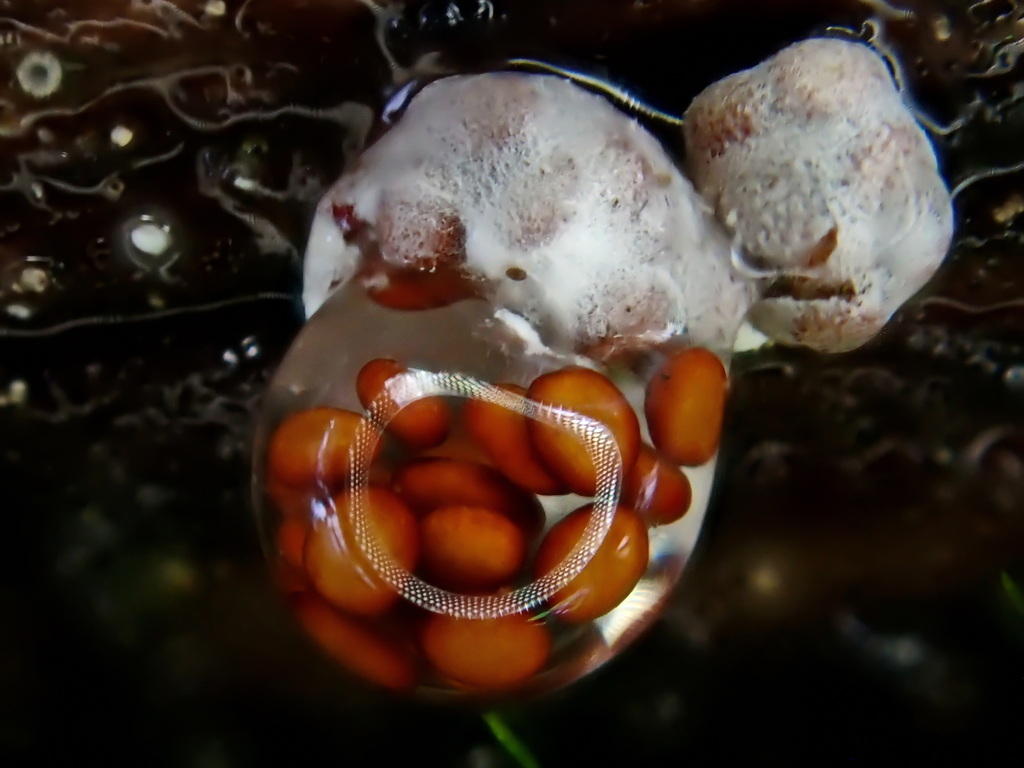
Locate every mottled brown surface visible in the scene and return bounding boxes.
[1,1,1023,766]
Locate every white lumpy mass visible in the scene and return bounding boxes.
[302,73,756,356]
[303,41,954,358]
[685,38,954,352]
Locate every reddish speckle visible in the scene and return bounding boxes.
[331,203,366,241]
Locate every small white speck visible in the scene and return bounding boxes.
[204,0,227,17]
[148,293,166,309]
[232,175,258,192]
[130,222,172,256]
[19,266,49,293]
[29,182,44,201]
[8,380,28,405]
[16,50,62,99]
[1004,365,1024,390]
[242,336,260,359]
[991,192,1024,225]
[103,178,125,201]
[5,303,31,320]
[749,563,782,595]
[222,349,239,366]
[110,125,134,148]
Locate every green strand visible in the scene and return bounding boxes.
[1001,571,1024,616]
[482,712,542,768]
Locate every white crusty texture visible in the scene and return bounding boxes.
[684,38,954,352]
[302,73,756,356]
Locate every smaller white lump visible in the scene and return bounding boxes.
[684,38,954,352]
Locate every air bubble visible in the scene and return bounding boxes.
[117,213,181,274]
[16,51,62,99]
[242,336,260,359]
[417,0,496,36]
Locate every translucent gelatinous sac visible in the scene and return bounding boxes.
[256,68,747,697]
[684,38,955,353]
[253,284,731,697]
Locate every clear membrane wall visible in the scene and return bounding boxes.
[253,282,728,697]
[249,36,954,698]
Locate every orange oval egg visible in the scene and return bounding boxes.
[267,478,326,520]
[420,613,550,690]
[464,383,566,495]
[419,430,494,463]
[292,592,417,692]
[277,518,309,573]
[356,358,450,450]
[392,458,545,538]
[622,445,692,526]
[277,567,308,595]
[533,504,649,624]
[275,517,310,594]
[527,367,641,496]
[644,348,727,466]
[304,486,419,616]
[363,266,481,311]
[267,408,381,489]
[420,506,527,592]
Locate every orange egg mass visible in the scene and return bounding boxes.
[644,347,727,466]
[622,444,692,526]
[533,504,649,623]
[420,506,527,592]
[527,367,640,496]
[420,613,550,690]
[267,407,380,489]
[292,592,416,692]
[392,458,545,538]
[464,383,566,495]
[356,358,451,450]
[304,486,419,616]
